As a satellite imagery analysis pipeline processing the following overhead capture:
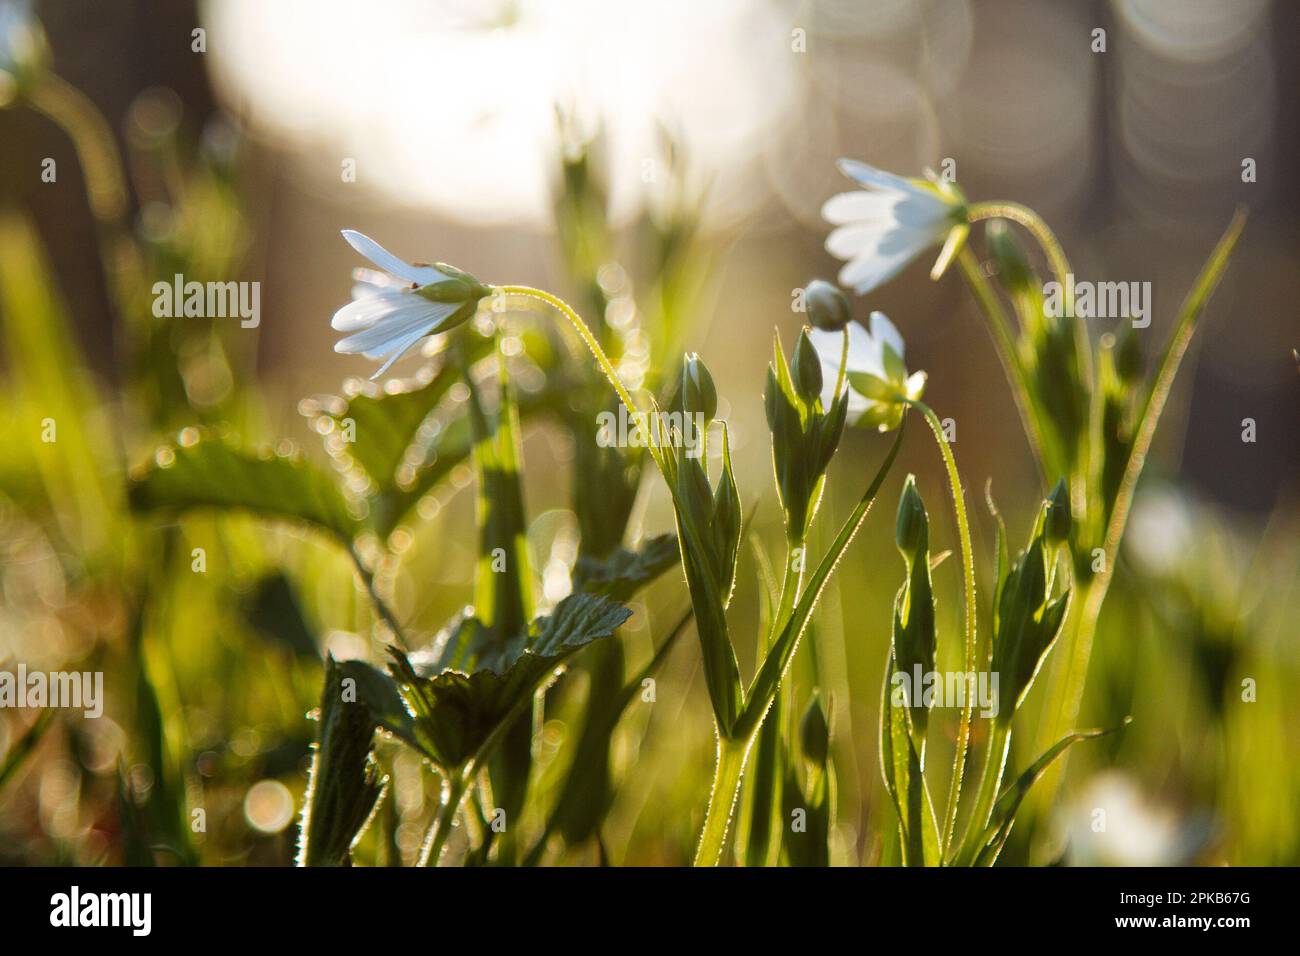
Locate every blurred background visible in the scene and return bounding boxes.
[0,0,1296,866]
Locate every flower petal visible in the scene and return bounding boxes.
[836,159,920,196]
[366,325,436,379]
[333,299,458,354]
[821,190,905,226]
[341,230,448,286]
[836,230,932,295]
[868,311,905,360]
[331,289,415,332]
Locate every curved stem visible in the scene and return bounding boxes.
[909,401,977,856]
[348,545,409,649]
[27,73,129,228]
[967,202,1071,312]
[495,285,663,472]
[955,250,1049,486]
[966,201,1093,389]
[694,733,753,867]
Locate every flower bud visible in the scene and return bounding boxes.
[791,329,824,403]
[681,353,718,422]
[1045,478,1071,546]
[1115,328,1144,383]
[800,693,830,768]
[804,279,852,332]
[895,475,929,558]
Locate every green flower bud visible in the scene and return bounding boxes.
[1045,478,1071,546]
[791,329,824,403]
[800,693,830,768]
[895,475,929,558]
[804,279,852,331]
[1116,328,1144,383]
[987,219,1033,294]
[681,352,718,422]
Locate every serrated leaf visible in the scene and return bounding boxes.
[128,435,361,544]
[297,656,388,867]
[572,533,680,601]
[356,592,633,771]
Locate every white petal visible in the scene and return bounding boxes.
[833,224,939,295]
[836,159,920,196]
[341,230,448,286]
[331,289,414,332]
[825,221,889,261]
[352,267,410,295]
[807,323,885,414]
[334,300,457,354]
[366,326,435,379]
[868,311,905,360]
[821,190,904,226]
[823,189,948,231]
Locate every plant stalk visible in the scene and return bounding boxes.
[418,766,470,867]
[694,733,755,867]
[910,401,978,856]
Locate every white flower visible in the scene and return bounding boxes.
[0,0,43,87]
[332,230,488,379]
[822,159,967,296]
[807,311,926,431]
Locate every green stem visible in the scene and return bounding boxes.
[1028,209,1247,817]
[694,733,754,867]
[417,766,471,867]
[955,249,1050,485]
[967,202,1071,312]
[910,401,977,856]
[348,545,409,649]
[954,721,1010,864]
[495,285,662,472]
[966,201,1093,389]
[27,73,129,228]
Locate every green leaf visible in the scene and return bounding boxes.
[879,650,941,866]
[359,592,633,771]
[297,656,388,867]
[970,721,1129,866]
[306,345,482,497]
[128,433,361,544]
[572,533,681,601]
[466,338,534,642]
[0,213,122,561]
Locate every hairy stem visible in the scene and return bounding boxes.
[910,401,978,856]
[694,733,754,867]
